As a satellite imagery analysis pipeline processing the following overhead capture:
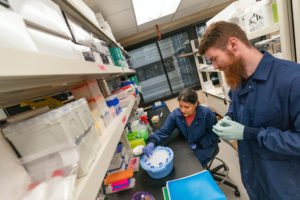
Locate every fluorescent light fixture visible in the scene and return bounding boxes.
[132,0,181,25]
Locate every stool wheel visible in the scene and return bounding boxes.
[234,190,241,197]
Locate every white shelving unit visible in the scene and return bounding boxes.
[0,47,135,107]
[247,23,279,40]
[190,39,230,116]
[0,1,137,199]
[197,66,230,116]
[75,95,136,200]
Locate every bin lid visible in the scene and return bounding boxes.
[141,146,173,171]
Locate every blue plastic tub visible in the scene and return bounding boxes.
[140,146,174,179]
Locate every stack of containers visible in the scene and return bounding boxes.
[107,143,126,173]
[0,10,38,52]
[119,80,139,97]
[95,12,116,43]
[112,89,130,108]
[109,47,126,67]
[72,80,112,128]
[8,0,83,60]
[242,0,278,34]
[94,38,113,65]
[2,98,100,178]
[104,168,135,194]
[21,144,79,200]
[67,0,100,29]
[105,95,122,116]
[66,99,101,177]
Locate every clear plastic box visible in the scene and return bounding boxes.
[67,98,94,131]
[3,99,93,157]
[77,124,101,178]
[21,144,78,200]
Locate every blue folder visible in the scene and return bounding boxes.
[166,170,226,200]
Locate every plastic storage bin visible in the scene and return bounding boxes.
[77,124,101,177]
[21,144,78,200]
[72,80,110,116]
[28,28,82,60]
[2,99,93,157]
[243,0,277,33]
[0,10,37,52]
[140,146,174,179]
[9,0,72,39]
[67,98,94,131]
[106,95,122,115]
[3,110,77,157]
[109,47,125,67]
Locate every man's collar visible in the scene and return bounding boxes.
[251,51,274,81]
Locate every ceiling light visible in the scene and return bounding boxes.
[132,0,181,25]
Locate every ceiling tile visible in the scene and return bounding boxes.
[106,9,136,33]
[83,0,100,12]
[208,0,232,8]
[177,0,212,10]
[95,0,132,16]
[173,0,211,20]
[114,27,138,39]
[137,14,173,32]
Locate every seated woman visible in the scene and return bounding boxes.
[143,88,219,166]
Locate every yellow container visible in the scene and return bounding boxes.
[129,138,145,149]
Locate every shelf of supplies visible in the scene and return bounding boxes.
[247,24,279,40]
[52,0,128,56]
[197,65,219,73]
[204,90,229,117]
[204,88,225,99]
[254,34,280,47]
[75,95,136,200]
[178,51,198,58]
[0,47,135,106]
[122,67,136,74]
[24,19,73,40]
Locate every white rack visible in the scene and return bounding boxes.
[247,23,280,40]
[75,95,136,200]
[0,1,137,199]
[0,47,135,106]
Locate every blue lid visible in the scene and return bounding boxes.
[106,96,119,107]
[120,80,134,87]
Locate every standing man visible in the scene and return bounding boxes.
[199,21,300,200]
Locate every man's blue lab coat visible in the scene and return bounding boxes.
[227,52,300,199]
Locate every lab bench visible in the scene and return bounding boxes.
[107,106,203,200]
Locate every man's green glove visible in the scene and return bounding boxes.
[223,116,232,121]
[214,115,231,129]
[213,118,244,140]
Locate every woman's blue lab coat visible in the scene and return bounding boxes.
[227,52,300,200]
[148,105,219,166]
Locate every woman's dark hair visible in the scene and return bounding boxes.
[177,88,198,104]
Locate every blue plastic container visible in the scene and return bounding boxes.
[140,146,174,179]
[106,96,122,115]
[119,80,134,87]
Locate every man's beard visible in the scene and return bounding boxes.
[223,51,244,90]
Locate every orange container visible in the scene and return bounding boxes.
[104,168,134,185]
